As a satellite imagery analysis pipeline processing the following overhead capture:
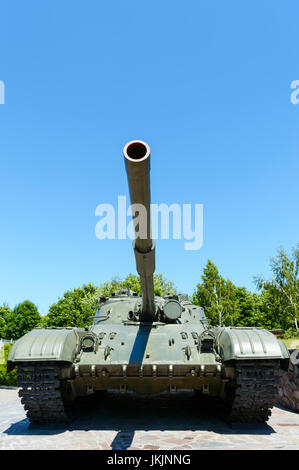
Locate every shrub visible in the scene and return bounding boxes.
[0,343,17,386]
[284,327,299,339]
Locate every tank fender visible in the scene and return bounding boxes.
[7,328,81,371]
[217,327,290,361]
[277,340,291,370]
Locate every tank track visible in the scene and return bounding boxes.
[228,359,280,423]
[18,362,69,424]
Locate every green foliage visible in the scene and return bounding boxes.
[41,274,177,328]
[44,283,100,328]
[284,327,299,339]
[193,246,299,332]
[0,343,17,386]
[153,273,177,297]
[4,301,40,340]
[193,260,240,326]
[234,288,262,327]
[236,289,282,329]
[120,273,176,297]
[96,273,176,298]
[0,305,11,338]
[254,245,299,330]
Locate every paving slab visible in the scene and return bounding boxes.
[0,388,298,450]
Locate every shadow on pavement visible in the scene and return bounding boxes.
[3,390,276,444]
[110,430,135,450]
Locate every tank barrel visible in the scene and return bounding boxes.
[123,140,156,321]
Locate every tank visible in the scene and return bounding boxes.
[8,140,290,424]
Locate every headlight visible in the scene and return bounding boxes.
[163,300,182,321]
[81,336,95,351]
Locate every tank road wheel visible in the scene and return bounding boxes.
[17,362,73,424]
[227,360,280,423]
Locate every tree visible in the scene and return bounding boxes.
[0,343,17,386]
[234,287,258,327]
[0,305,11,338]
[44,283,100,328]
[42,274,177,328]
[255,245,299,329]
[193,260,240,326]
[5,301,40,340]
[235,288,277,329]
[121,273,177,297]
[153,273,177,297]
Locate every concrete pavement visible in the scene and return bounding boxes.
[0,388,298,450]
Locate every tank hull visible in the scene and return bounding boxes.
[8,323,289,398]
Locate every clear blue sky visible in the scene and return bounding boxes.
[0,1,298,315]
